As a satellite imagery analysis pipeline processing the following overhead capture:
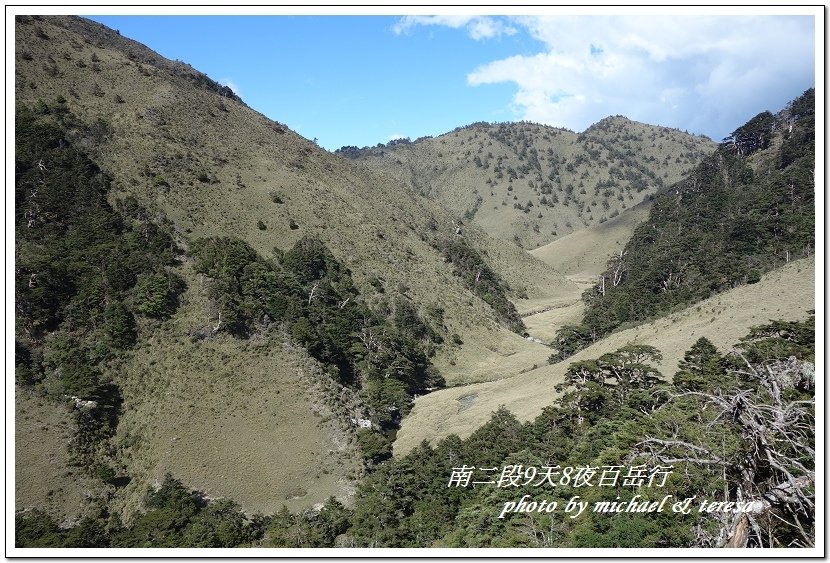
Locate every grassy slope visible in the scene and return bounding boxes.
[354,120,714,249]
[518,201,652,342]
[111,262,361,517]
[395,256,815,455]
[14,15,574,516]
[118,336,357,515]
[15,388,100,525]
[530,198,653,281]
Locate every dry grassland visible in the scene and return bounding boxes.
[395,256,815,455]
[520,201,654,341]
[15,389,99,524]
[109,264,361,517]
[530,199,653,281]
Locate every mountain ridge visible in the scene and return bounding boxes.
[13,15,816,550]
[342,116,716,249]
[13,14,572,520]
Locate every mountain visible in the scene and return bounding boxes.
[345,118,715,249]
[13,14,573,523]
[14,15,815,551]
[569,89,816,356]
[396,89,816,454]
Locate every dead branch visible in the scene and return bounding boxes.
[308,281,319,305]
[635,352,815,547]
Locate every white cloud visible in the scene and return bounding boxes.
[393,15,472,34]
[468,17,516,40]
[460,15,813,138]
[389,133,407,141]
[219,77,241,97]
[393,15,515,40]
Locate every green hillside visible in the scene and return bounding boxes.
[13,14,573,525]
[346,118,715,249]
[13,14,815,552]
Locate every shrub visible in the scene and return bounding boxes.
[15,510,64,547]
[356,428,392,465]
[133,273,185,319]
[103,302,136,349]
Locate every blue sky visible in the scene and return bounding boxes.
[87,13,817,152]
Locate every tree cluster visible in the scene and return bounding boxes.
[344,314,814,547]
[436,238,525,334]
[15,101,184,467]
[190,235,444,459]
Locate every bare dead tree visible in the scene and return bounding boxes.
[660,271,681,292]
[611,249,627,287]
[25,210,34,228]
[358,327,382,353]
[307,281,319,305]
[23,182,42,227]
[520,512,562,547]
[633,352,815,548]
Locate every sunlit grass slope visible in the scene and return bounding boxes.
[395,256,814,455]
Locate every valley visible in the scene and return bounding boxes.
[13,14,816,551]
[396,254,815,455]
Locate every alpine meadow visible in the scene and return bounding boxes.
[12,15,818,552]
